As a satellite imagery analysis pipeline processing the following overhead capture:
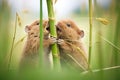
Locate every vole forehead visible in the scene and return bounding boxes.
[61,20,79,30]
[28,19,49,30]
[30,20,39,26]
[31,26,39,30]
[61,20,71,25]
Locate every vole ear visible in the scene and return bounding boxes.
[25,25,30,32]
[78,30,84,38]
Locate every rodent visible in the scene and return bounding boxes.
[19,19,56,70]
[56,19,88,71]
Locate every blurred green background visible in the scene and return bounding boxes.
[0,0,120,80]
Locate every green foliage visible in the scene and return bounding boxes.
[0,0,11,70]
[0,0,120,80]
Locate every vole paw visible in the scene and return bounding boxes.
[50,36,57,43]
[57,39,64,44]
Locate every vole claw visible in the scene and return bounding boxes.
[57,39,64,44]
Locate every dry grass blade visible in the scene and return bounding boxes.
[7,12,18,70]
[13,35,27,48]
[100,36,120,52]
[67,54,86,71]
[16,12,22,27]
[64,41,88,71]
[82,65,120,74]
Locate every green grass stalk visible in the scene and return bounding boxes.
[46,0,61,71]
[94,0,103,72]
[39,0,44,68]
[88,0,93,70]
[113,0,120,65]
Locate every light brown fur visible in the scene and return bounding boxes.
[56,19,88,71]
[19,20,55,70]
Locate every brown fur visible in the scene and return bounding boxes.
[56,19,88,71]
[19,20,55,70]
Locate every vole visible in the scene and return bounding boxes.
[56,19,88,71]
[19,19,56,70]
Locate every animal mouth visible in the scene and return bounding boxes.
[46,26,50,31]
[56,25,61,32]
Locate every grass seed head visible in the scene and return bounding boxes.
[96,17,109,25]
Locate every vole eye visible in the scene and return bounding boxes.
[66,23,71,27]
[36,22,39,25]
[31,32,34,35]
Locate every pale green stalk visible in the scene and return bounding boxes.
[39,0,44,68]
[88,0,93,70]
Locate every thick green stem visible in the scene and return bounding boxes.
[46,0,61,71]
[113,0,120,66]
[88,0,93,69]
[39,0,44,68]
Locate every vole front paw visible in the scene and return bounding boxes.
[50,36,57,44]
[57,39,65,45]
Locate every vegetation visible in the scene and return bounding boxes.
[0,0,120,80]
[46,0,61,71]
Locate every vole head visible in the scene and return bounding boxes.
[25,20,40,39]
[56,19,84,40]
[25,19,50,39]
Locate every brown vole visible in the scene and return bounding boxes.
[56,19,88,71]
[19,20,56,70]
